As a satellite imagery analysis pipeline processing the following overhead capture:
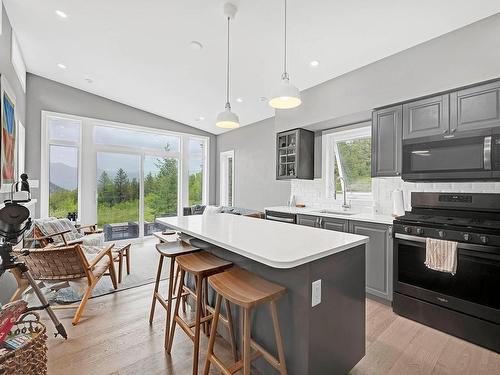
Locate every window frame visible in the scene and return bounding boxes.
[41,111,210,238]
[323,124,372,200]
[219,150,235,207]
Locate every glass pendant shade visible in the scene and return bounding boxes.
[269,76,302,109]
[216,106,240,129]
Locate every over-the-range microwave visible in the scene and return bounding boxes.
[402,128,500,181]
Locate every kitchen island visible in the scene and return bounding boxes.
[157,214,369,375]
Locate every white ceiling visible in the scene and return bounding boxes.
[4,1,500,135]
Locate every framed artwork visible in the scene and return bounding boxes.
[0,75,17,185]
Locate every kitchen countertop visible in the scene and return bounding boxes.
[265,206,395,225]
[157,214,368,269]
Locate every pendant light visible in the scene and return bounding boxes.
[269,0,301,110]
[216,3,240,129]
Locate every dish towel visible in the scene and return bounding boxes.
[425,238,458,274]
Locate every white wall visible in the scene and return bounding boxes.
[216,117,290,211]
[276,12,500,132]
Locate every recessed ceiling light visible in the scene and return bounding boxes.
[55,10,68,18]
[188,41,203,51]
[309,60,320,67]
[57,63,67,70]
[236,97,243,103]
[85,78,94,84]
[195,116,205,121]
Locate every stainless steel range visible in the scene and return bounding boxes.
[393,192,500,353]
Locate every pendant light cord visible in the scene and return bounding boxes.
[283,0,287,78]
[225,16,231,109]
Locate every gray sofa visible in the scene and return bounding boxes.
[183,205,263,218]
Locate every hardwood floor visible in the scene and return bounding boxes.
[42,281,500,375]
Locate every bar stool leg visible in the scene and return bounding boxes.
[167,268,185,354]
[192,275,204,375]
[164,258,176,349]
[203,293,222,375]
[203,278,210,335]
[225,299,238,362]
[270,300,288,375]
[243,308,252,375]
[149,255,164,324]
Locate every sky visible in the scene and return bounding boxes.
[49,120,205,186]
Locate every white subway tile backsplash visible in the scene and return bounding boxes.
[291,176,499,216]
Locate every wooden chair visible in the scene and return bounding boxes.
[12,243,118,326]
[204,268,287,375]
[28,221,132,283]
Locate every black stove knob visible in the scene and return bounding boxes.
[480,235,489,244]
[416,228,424,236]
[404,226,412,234]
[438,230,446,239]
[463,233,471,241]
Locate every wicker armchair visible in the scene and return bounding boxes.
[12,243,118,326]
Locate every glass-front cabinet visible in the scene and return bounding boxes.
[276,128,314,180]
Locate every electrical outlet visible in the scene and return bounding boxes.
[311,279,321,307]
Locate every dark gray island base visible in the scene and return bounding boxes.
[198,243,366,375]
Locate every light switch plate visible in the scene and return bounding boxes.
[311,279,321,307]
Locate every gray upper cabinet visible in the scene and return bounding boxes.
[349,221,393,301]
[450,81,500,133]
[402,94,450,139]
[322,217,349,232]
[276,129,314,180]
[371,105,402,177]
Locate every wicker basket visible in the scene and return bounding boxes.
[0,313,48,375]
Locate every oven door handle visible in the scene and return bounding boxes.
[484,136,492,170]
[394,233,497,252]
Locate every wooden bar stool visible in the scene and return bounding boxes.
[167,252,236,375]
[148,240,200,348]
[204,268,288,375]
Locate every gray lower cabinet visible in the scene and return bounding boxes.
[322,216,349,232]
[297,214,349,232]
[296,214,393,300]
[371,105,402,177]
[450,80,500,133]
[296,214,319,228]
[349,221,393,301]
[402,94,450,139]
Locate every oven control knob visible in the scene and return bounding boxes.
[404,226,412,234]
[463,233,471,241]
[416,228,424,236]
[480,235,489,244]
[438,230,446,238]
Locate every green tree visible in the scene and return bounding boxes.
[97,171,114,205]
[114,168,129,203]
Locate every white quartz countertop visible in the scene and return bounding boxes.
[157,214,368,269]
[265,206,395,225]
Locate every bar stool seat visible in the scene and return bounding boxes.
[167,252,235,375]
[204,268,288,375]
[149,239,200,349]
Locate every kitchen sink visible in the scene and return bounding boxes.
[312,209,357,216]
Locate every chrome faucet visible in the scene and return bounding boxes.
[337,176,351,210]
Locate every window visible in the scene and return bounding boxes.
[220,150,235,206]
[325,126,372,198]
[45,116,81,218]
[188,138,207,206]
[41,111,209,241]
